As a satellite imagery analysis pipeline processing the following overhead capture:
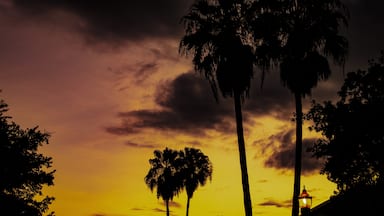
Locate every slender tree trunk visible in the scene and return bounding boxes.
[292,92,303,216]
[186,196,191,216]
[166,199,170,216]
[234,92,253,216]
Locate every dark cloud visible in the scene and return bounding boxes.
[12,0,194,44]
[130,207,143,211]
[154,72,234,127]
[124,141,156,149]
[152,208,166,213]
[261,130,323,175]
[257,179,269,183]
[153,200,182,213]
[106,72,236,136]
[166,201,182,208]
[258,199,291,208]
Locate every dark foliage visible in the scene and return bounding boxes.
[179,147,212,216]
[144,148,183,216]
[144,147,212,216]
[0,98,55,216]
[307,51,384,192]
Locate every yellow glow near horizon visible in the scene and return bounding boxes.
[31,99,338,216]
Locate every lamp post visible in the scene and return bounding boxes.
[298,186,312,216]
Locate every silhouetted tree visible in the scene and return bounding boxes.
[145,148,184,216]
[0,98,55,216]
[276,1,349,215]
[179,1,257,214]
[180,147,212,216]
[307,52,384,193]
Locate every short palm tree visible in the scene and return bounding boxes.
[179,1,256,215]
[180,147,213,216]
[144,148,184,216]
[278,1,349,216]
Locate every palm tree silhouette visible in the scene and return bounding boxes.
[145,148,184,216]
[179,1,256,215]
[278,1,349,216]
[180,147,213,216]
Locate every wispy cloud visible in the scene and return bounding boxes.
[160,200,183,208]
[185,140,202,147]
[258,198,292,208]
[258,129,323,175]
[153,207,166,213]
[125,141,156,149]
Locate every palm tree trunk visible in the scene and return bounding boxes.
[234,92,253,216]
[292,92,303,216]
[186,197,191,216]
[166,199,170,216]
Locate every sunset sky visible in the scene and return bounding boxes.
[1,0,384,216]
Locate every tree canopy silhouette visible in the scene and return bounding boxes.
[144,147,212,216]
[180,147,212,216]
[306,51,384,193]
[0,98,55,216]
[145,148,183,216]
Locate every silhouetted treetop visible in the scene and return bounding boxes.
[144,147,212,216]
[307,51,384,193]
[0,97,55,216]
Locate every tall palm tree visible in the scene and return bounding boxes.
[144,148,184,216]
[278,1,349,216]
[179,1,256,215]
[180,147,213,216]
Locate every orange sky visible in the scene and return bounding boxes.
[1,1,384,216]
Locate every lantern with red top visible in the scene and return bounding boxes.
[298,186,312,216]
